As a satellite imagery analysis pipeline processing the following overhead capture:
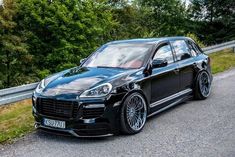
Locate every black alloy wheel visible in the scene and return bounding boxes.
[120,93,147,134]
[194,71,211,100]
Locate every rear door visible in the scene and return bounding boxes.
[170,40,195,91]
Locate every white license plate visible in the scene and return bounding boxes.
[43,118,65,129]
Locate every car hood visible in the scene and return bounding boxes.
[41,67,139,97]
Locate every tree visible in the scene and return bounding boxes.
[140,0,189,37]
[189,0,235,44]
[107,0,154,39]
[18,0,115,76]
[0,0,30,88]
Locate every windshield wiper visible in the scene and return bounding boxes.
[96,66,112,68]
[96,66,129,70]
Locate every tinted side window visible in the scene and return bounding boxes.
[153,44,174,64]
[171,40,191,61]
[187,41,198,57]
[189,41,202,55]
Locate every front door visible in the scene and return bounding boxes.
[150,42,180,108]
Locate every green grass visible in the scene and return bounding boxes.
[0,100,34,144]
[209,49,235,74]
[0,48,235,144]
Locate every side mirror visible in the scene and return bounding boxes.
[152,59,168,68]
[80,58,86,64]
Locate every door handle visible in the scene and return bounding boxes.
[174,68,180,73]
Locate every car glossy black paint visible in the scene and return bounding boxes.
[32,37,212,137]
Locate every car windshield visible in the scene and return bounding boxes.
[82,43,153,69]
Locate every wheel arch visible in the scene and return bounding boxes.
[119,89,148,134]
[120,89,150,114]
[193,67,211,89]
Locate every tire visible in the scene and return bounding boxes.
[194,71,212,100]
[120,92,147,135]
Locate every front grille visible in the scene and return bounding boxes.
[82,107,104,119]
[37,98,79,119]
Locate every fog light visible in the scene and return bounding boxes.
[84,119,95,124]
[114,101,121,107]
[84,104,105,109]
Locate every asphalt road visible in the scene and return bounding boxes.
[1,69,235,157]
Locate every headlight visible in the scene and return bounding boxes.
[35,79,45,93]
[80,83,112,98]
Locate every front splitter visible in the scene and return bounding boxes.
[34,123,113,138]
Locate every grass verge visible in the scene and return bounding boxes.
[0,48,235,144]
[209,49,235,74]
[0,99,34,144]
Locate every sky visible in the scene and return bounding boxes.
[184,0,191,6]
[0,0,3,6]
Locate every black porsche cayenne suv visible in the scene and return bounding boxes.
[32,37,212,137]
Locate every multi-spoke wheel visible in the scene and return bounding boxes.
[120,93,147,134]
[194,71,212,100]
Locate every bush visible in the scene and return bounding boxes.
[186,33,205,47]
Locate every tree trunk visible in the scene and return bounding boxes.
[6,51,10,87]
[210,0,214,23]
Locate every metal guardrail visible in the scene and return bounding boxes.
[0,40,235,106]
[0,83,38,106]
[202,40,235,54]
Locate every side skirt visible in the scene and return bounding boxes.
[147,93,193,118]
[149,88,192,108]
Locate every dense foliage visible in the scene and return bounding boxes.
[0,0,30,88]
[18,0,115,76]
[189,0,235,44]
[0,0,234,89]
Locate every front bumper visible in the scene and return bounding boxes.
[32,94,125,137]
[34,121,113,137]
